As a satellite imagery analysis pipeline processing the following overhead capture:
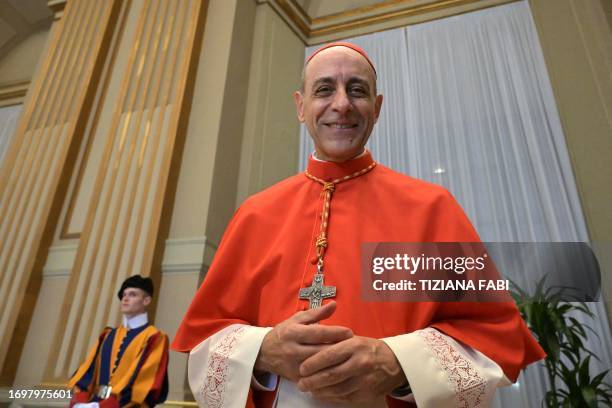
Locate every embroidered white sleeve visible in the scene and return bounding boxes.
[188,324,273,408]
[382,328,511,407]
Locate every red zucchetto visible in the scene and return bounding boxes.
[305,41,377,76]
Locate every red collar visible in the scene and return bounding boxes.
[306,150,375,181]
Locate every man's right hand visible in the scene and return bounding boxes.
[254,301,353,382]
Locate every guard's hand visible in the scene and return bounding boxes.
[297,336,407,404]
[254,301,353,382]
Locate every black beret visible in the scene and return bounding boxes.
[117,275,154,300]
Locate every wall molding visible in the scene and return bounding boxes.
[0,80,29,108]
[265,0,521,44]
[43,243,78,277]
[161,236,207,274]
[42,236,208,277]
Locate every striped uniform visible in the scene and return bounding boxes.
[68,323,169,407]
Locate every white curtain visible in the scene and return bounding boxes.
[0,104,22,166]
[299,1,611,406]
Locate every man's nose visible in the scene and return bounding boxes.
[330,89,351,113]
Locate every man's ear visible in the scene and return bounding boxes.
[374,94,383,122]
[293,90,305,122]
[143,296,152,307]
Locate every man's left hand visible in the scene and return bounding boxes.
[297,336,407,404]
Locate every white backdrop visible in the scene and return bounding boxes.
[0,104,22,166]
[299,1,611,406]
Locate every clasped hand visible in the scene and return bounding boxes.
[254,301,406,404]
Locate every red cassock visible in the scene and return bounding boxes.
[172,151,545,407]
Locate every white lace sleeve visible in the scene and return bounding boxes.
[187,324,273,408]
[382,328,511,407]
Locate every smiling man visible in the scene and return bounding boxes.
[172,42,544,407]
[68,275,169,407]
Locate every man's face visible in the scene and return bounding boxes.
[120,287,151,317]
[294,47,383,162]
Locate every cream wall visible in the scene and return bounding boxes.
[14,273,70,387]
[153,270,200,402]
[0,28,50,84]
[529,0,612,319]
[168,0,244,240]
[602,0,612,29]
[236,2,305,206]
[0,24,53,109]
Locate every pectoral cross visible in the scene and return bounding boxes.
[299,273,336,309]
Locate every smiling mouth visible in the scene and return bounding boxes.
[326,123,358,129]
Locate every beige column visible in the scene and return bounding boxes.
[529,0,612,321]
[236,2,305,206]
[0,0,121,385]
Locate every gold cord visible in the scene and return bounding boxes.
[305,161,376,271]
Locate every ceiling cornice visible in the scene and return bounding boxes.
[267,0,521,45]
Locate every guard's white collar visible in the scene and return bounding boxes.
[122,312,148,329]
